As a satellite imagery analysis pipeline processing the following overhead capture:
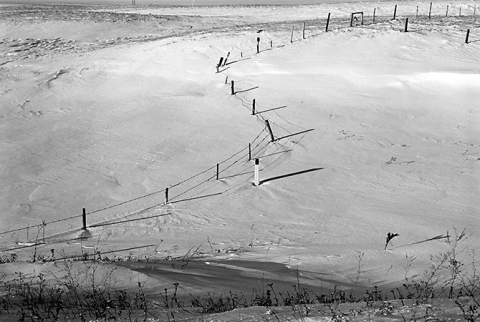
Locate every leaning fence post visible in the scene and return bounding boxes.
[393,4,397,19]
[254,158,260,186]
[326,13,331,32]
[82,208,87,230]
[429,2,432,19]
[404,18,409,32]
[223,52,230,66]
[265,119,275,142]
[252,99,256,115]
[217,57,223,73]
[231,80,235,95]
[466,29,470,43]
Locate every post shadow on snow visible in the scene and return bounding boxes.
[254,105,287,115]
[235,85,259,94]
[217,66,230,73]
[225,57,251,66]
[259,167,323,185]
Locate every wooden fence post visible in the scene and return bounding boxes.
[405,18,409,32]
[217,57,223,73]
[446,5,449,17]
[223,52,230,66]
[254,159,260,186]
[231,80,235,95]
[302,22,306,39]
[225,76,228,84]
[429,2,432,19]
[290,26,294,43]
[82,208,87,230]
[265,119,275,142]
[165,188,169,204]
[393,4,397,19]
[416,6,418,18]
[459,7,461,16]
[257,37,260,54]
[248,143,252,161]
[270,40,273,48]
[216,163,219,180]
[252,99,256,115]
[326,13,331,32]
[466,29,470,43]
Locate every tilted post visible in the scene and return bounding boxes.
[265,119,275,142]
[393,4,397,20]
[404,18,409,32]
[466,29,470,44]
[326,13,331,32]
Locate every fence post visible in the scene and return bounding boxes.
[302,22,306,39]
[82,208,87,230]
[326,13,331,32]
[252,99,256,115]
[429,2,432,19]
[216,57,223,73]
[466,29,470,43]
[290,26,294,43]
[404,18,409,32]
[265,119,275,142]
[231,80,235,95]
[254,159,260,186]
[270,40,273,48]
[223,52,230,66]
[459,7,461,16]
[248,143,252,161]
[393,4,397,19]
[416,6,418,18]
[216,163,219,180]
[165,188,169,204]
[257,37,260,54]
[446,5,449,17]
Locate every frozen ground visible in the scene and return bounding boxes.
[0,1,479,320]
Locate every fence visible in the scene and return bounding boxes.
[1,1,475,255]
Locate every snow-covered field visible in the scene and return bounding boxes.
[1,1,479,319]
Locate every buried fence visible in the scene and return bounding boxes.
[0,127,282,252]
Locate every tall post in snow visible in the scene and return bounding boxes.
[393,4,397,19]
[257,37,260,54]
[429,2,432,19]
[231,80,235,95]
[165,188,169,204]
[252,99,256,115]
[404,18,409,32]
[254,159,260,186]
[326,13,331,32]
[466,29,470,44]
